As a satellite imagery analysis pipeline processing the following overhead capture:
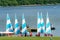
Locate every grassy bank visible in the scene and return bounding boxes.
[0,36,60,40]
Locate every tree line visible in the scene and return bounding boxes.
[0,0,60,6]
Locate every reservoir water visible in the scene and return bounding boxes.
[0,5,60,36]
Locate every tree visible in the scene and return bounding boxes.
[0,0,60,6]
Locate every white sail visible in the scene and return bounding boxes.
[14,14,20,35]
[40,12,45,33]
[46,12,51,34]
[6,14,13,32]
[22,14,29,35]
[22,14,27,34]
[37,12,41,34]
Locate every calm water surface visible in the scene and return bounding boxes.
[0,5,60,36]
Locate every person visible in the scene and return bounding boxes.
[51,34,53,37]
[30,32,32,37]
[36,32,40,36]
[38,32,40,36]
[19,32,22,36]
[44,34,47,36]
[25,32,27,37]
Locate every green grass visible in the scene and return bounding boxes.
[0,36,60,40]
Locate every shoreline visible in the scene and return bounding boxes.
[0,3,60,7]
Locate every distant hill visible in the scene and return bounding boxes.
[0,0,60,6]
